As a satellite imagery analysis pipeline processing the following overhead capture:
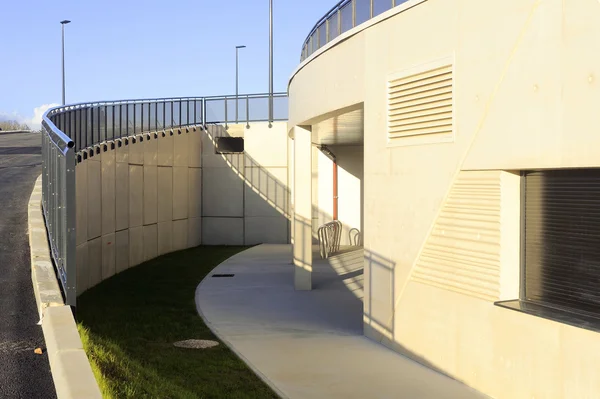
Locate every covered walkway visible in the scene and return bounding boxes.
[195,244,485,399]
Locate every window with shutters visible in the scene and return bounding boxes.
[387,56,454,147]
[497,169,600,331]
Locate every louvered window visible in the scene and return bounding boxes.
[523,169,600,317]
[387,62,453,145]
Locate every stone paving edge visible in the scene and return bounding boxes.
[28,174,102,399]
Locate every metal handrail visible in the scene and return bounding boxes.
[43,92,289,152]
[41,91,289,308]
[318,220,343,259]
[300,0,410,62]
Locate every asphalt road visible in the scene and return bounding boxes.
[0,131,56,398]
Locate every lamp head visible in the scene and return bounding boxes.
[60,20,71,25]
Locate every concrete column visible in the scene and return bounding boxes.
[293,126,312,291]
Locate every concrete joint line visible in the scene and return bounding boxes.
[28,174,102,399]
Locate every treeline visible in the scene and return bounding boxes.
[0,119,30,131]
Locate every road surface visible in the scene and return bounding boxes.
[0,131,56,398]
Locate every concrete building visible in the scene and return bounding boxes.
[288,0,600,397]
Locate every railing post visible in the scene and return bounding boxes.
[64,147,77,306]
[224,96,228,130]
[246,95,250,129]
[202,98,206,129]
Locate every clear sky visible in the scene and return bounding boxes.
[0,0,332,128]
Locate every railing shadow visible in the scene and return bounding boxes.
[203,123,291,221]
[292,215,470,386]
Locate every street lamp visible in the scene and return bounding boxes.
[269,0,273,128]
[236,45,246,123]
[60,20,71,105]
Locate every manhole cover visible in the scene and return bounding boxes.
[173,340,219,349]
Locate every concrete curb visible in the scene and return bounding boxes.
[195,246,288,399]
[0,130,34,135]
[28,175,102,399]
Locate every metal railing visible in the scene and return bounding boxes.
[41,92,288,306]
[47,93,288,152]
[318,220,343,259]
[300,0,410,62]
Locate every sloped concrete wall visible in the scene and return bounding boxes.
[75,122,289,295]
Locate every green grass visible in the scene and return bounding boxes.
[76,246,277,399]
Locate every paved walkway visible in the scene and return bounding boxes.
[196,244,485,399]
[0,131,56,398]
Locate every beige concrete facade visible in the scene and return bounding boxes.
[288,0,600,397]
[75,122,290,295]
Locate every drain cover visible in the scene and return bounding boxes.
[173,340,219,349]
[212,274,234,278]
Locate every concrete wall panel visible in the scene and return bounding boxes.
[115,141,129,163]
[86,160,102,241]
[101,233,116,280]
[143,135,158,166]
[173,131,189,167]
[188,168,202,218]
[143,224,158,262]
[188,128,202,167]
[187,217,202,248]
[129,165,143,228]
[129,226,143,268]
[143,165,158,225]
[202,167,243,217]
[115,229,129,273]
[201,217,243,245]
[76,243,89,295]
[88,237,102,289]
[158,221,173,256]
[158,167,173,222]
[244,166,288,218]
[172,219,188,251]
[201,126,245,169]
[172,167,189,220]
[244,122,288,167]
[115,162,129,231]
[128,136,144,165]
[101,148,116,235]
[245,216,288,245]
[76,162,88,246]
[157,133,174,166]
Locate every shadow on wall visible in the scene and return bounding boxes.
[202,124,290,245]
[293,215,471,387]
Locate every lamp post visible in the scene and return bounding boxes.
[269,0,273,128]
[236,45,246,123]
[60,20,71,105]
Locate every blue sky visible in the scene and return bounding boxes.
[0,0,331,127]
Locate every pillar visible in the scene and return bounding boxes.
[293,125,312,290]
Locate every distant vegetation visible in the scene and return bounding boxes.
[0,119,30,131]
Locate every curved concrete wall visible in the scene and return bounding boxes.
[289,0,600,397]
[75,122,290,295]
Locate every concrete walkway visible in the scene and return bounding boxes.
[196,244,485,399]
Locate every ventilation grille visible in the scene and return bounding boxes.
[388,64,453,143]
[411,171,502,301]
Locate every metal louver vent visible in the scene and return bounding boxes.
[388,64,453,143]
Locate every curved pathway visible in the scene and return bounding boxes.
[0,131,56,398]
[196,244,485,399]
